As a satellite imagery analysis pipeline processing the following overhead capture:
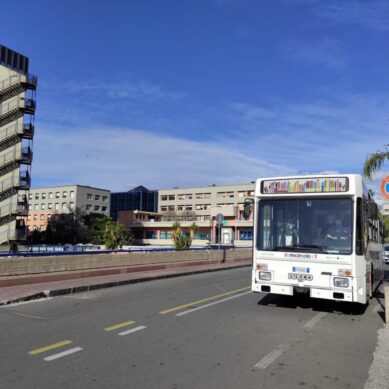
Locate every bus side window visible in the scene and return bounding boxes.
[356,197,364,255]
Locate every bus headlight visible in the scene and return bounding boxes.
[259,271,272,281]
[334,277,349,288]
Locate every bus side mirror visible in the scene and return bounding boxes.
[243,199,253,220]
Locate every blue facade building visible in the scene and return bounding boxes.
[110,186,158,220]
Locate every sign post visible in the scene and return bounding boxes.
[215,213,224,245]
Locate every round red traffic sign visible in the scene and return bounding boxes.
[381,176,389,200]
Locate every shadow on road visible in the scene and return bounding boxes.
[257,293,368,315]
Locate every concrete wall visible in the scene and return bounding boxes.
[0,248,252,277]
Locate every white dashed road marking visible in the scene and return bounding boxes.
[303,312,327,330]
[254,344,290,369]
[44,347,83,362]
[176,291,251,316]
[118,325,147,336]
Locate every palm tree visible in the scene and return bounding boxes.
[363,148,389,179]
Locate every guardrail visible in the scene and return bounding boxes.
[0,245,250,258]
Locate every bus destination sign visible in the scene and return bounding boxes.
[261,177,349,194]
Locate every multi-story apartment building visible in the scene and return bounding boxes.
[110,185,157,220]
[120,183,255,247]
[0,44,37,244]
[26,185,110,232]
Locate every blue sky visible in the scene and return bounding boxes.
[1,0,389,199]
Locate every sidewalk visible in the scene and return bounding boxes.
[0,258,252,306]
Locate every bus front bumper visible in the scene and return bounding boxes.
[252,283,354,302]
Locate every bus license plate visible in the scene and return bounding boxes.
[292,266,310,273]
[288,273,313,281]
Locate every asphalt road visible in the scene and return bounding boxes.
[0,267,386,389]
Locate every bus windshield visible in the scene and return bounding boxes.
[257,198,353,255]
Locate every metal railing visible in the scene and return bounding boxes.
[0,173,30,193]
[0,73,37,93]
[0,201,28,217]
[0,147,32,167]
[0,97,36,117]
[0,244,250,257]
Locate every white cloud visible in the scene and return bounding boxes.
[40,78,184,103]
[315,0,389,31]
[283,37,346,69]
[222,93,389,175]
[32,127,296,191]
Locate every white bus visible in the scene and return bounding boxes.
[251,174,384,305]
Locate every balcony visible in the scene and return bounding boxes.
[0,74,37,103]
[21,74,38,90]
[22,122,34,139]
[21,146,33,164]
[0,97,36,127]
[128,220,212,228]
[0,148,33,176]
[0,122,34,149]
[0,202,28,218]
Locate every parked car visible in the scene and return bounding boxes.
[385,244,389,264]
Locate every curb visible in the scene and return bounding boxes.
[0,262,251,306]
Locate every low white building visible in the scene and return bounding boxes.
[27,185,110,231]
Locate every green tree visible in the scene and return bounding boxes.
[172,222,199,249]
[103,220,134,249]
[363,148,389,179]
[44,207,87,244]
[83,213,112,244]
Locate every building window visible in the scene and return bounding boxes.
[47,214,52,220]
[86,204,92,210]
[161,195,167,201]
[160,231,172,239]
[27,215,31,220]
[103,196,108,201]
[63,191,67,198]
[41,203,46,210]
[161,206,168,212]
[186,206,193,211]
[168,206,175,211]
[35,193,39,200]
[146,230,157,239]
[42,193,46,199]
[178,194,193,200]
[95,195,100,201]
[33,215,38,220]
[62,203,67,210]
[94,205,100,211]
[28,194,33,200]
[34,204,38,210]
[102,206,107,212]
[168,195,175,200]
[195,232,211,240]
[55,192,60,198]
[48,203,52,209]
[69,202,75,210]
[239,230,253,240]
[70,191,75,198]
[87,193,92,200]
[55,203,59,210]
[40,214,45,220]
[49,192,53,199]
